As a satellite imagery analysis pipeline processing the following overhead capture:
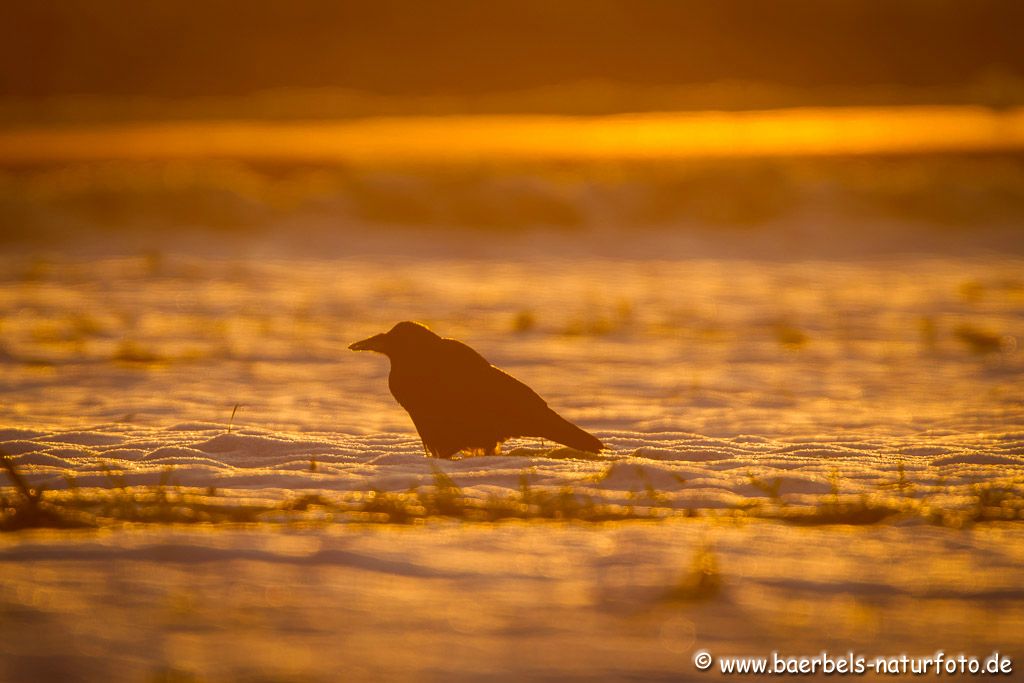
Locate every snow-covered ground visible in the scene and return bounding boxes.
[0,240,1022,680]
[2,522,1023,682]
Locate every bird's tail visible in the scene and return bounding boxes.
[541,410,604,453]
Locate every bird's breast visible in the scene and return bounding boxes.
[387,361,436,410]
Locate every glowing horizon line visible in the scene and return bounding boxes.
[1,105,1022,164]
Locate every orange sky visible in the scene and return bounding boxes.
[2,106,1023,165]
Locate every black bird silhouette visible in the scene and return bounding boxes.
[349,321,604,458]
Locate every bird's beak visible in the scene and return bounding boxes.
[348,333,386,352]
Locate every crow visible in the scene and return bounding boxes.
[349,321,604,458]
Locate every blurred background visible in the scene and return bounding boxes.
[1,0,1023,250]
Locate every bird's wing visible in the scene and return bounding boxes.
[437,339,602,451]
[437,338,550,413]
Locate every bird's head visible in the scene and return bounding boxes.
[348,321,440,358]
